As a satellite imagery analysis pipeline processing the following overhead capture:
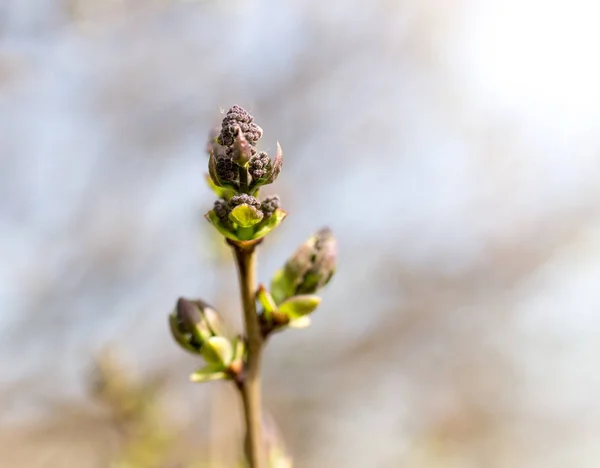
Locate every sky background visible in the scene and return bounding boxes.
[1,0,600,467]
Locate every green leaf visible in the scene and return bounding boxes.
[257,286,278,314]
[201,336,234,366]
[190,364,228,383]
[252,209,287,240]
[229,204,264,228]
[205,210,240,241]
[232,336,243,359]
[205,174,235,200]
[270,268,294,305]
[278,295,321,319]
[257,285,278,325]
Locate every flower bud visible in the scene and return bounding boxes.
[249,151,271,180]
[169,297,223,354]
[230,194,261,209]
[215,156,238,185]
[296,228,337,294]
[218,105,262,154]
[260,195,280,218]
[213,199,230,223]
[271,228,338,303]
[248,143,283,192]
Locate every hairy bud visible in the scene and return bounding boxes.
[271,228,338,303]
[296,228,337,294]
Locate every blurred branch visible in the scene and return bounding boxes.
[89,348,174,468]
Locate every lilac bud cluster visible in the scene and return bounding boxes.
[213,193,281,225]
[218,105,262,159]
[249,151,271,180]
[260,196,280,218]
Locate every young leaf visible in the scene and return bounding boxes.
[201,336,234,366]
[205,174,234,200]
[270,268,295,305]
[205,210,240,241]
[190,363,228,383]
[257,285,278,313]
[265,142,283,184]
[278,295,321,319]
[232,335,246,361]
[252,209,287,240]
[229,204,264,228]
[257,285,278,325]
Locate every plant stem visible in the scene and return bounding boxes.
[239,164,249,193]
[232,242,265,468]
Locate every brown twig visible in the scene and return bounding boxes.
[230,239,265,468]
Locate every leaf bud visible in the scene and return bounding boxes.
[169,297,223,354]
[271,228,338,303]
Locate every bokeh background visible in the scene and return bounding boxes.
[2,0,600,466]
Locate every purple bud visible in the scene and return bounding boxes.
[249,151,271,180]
[218,105,263,148]
[170,297,223,353]
[285,228,338,295]
[260,195,281,218]
[229,194,261,209]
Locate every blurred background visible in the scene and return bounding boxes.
[1,0,600,466]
